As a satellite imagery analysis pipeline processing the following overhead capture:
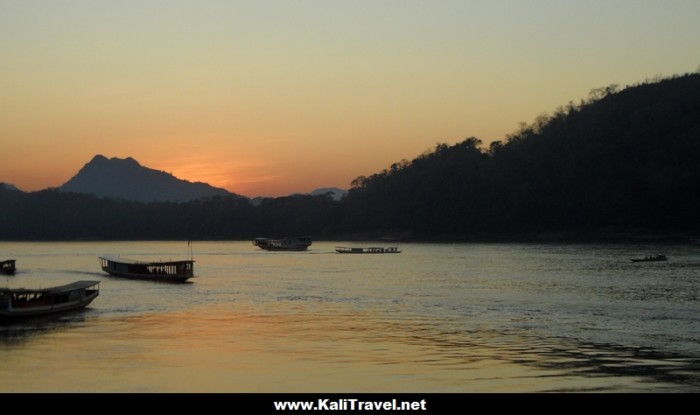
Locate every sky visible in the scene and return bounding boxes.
[1,0,699,197]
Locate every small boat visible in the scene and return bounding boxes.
[253,237,312,251]
[335,246,401,254]
[630,254,667,263]
[1,281,99,319]
[99,255,195,282]
[1,259,16,275]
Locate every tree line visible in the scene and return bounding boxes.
[1,73,699,241]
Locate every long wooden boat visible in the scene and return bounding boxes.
[253,237,312,251]
[1,259,16,275]
[99,255,194,282]
[630,254,667,263]
[1,281,99,319]
[335,246,401,254]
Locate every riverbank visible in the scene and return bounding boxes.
[1,231,698,244]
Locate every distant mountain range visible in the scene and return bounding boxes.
[59,155,238,203]
[309,187,348,200]
[26,154,347,204]
[0,182,21,192]
[249,187,348,206]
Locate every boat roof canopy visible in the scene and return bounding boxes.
[256,236,311,240]
[99,255,194,265]
[1,280,100,295]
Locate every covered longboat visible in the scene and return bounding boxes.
[99,255,194,282]
[335,247,401,254]
[1,281,100,319]
[253,237,312,251]
[630,254,667,263]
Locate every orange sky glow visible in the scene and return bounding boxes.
[1,1,699,197]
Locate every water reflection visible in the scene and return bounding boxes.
[367,318,700,392]
[1,241,698,392]
[527,344,700,391]
[0,310,93,346]
[4,305,695,392]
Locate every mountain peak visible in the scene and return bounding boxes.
[86,155,140,168]
[89,154,109,163]
[60,155,240,203]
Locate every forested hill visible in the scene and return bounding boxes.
[1,73,698,241]
[339,73,700,239]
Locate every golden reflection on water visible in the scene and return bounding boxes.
[2,303,694,392]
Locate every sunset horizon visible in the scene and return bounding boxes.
[3,1,699,197]
[4,152,352,198]
[4,68,698,198]
[2,0,700,400]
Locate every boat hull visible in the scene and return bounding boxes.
[335,250,401,254]
[335,247,401,254]
[101,267,193,283]
[630,259,667,263]
[254,238,312,251]
[259,246,310,251]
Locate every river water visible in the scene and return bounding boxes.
[1,241,698,392]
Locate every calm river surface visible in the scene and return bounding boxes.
[1,241,698,392]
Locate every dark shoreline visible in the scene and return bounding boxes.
[1,232,698,244]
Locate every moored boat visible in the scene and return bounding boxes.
[1,259,16,275]
[1,281,100,319]
[630,254,667,263]
[335,246,401,254]
[253,237,312,251]
[99,255,195,282]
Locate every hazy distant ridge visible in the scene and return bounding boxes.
[59,155,237,203]
[0,182,22,192]
[309,188,348,200]
[250,187,348,206]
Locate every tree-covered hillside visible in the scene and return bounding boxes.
[1,73,698,241]
[339,73,700,238]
